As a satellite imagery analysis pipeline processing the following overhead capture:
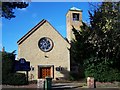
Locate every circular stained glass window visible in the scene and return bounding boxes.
[38,37,53,52]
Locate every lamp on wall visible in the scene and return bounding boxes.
[44,52,49,58]
[45,55,49,58]
[31,66,34,71]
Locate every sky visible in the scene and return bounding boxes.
[2,2,94,56]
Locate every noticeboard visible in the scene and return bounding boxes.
[14,58,31,71]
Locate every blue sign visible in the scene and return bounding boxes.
[14,58,31,71]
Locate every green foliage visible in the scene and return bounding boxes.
[88,2,120,70]
[2,2,29,19]
[71,2,120,82]
[68,72,80,81]
[70,22,93,66]
[3,73,27,85]
[2,51,15,76]
[84,57,120,82]
[2,51,27,85]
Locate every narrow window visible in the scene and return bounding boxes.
[73,13,79,21]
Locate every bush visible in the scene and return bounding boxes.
[2,51,28,85]
[3,73,27,85]
[29,80,37,84]
[2,52,15,75]
[84,57,120,82]
[69,72,80,81]
[8,73,27,85]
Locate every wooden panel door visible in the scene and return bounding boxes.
[42,67,51,78]
[42,68,46,78]
[46,68,51,77]
[38,67,51,78]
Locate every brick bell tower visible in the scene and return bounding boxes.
[66,7,82,43]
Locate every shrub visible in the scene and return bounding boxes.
[84,57,120,82]
[7,73,27,85]
[3,73,27,85]
[69,72,80,81]
[2,51,28,85]
[2,52,15,74]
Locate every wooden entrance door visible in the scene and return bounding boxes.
[38,67,51,79]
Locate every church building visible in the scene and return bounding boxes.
[17,7,82,80]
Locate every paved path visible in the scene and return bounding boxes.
[2,82,83,89]
[52,83,82,89]
[2,82,120,90]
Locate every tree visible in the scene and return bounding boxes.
[70,22,93,67]
[88,2,120,67]
[1,2,29,19]
[70,22,93,79]
[71,2,120,81]
[1,51,27,85]
[2,51,16,83]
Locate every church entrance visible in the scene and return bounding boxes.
[38,65,54,79]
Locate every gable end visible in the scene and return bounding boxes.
[17,19,46,45]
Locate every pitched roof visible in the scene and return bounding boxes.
[17,19,46,45]
[17,19,69,45]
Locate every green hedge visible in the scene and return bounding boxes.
[3,73,27,85]
[84,57,120,82]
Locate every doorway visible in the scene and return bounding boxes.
[38,65,54,79]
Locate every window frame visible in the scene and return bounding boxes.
[72,13,79,21]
